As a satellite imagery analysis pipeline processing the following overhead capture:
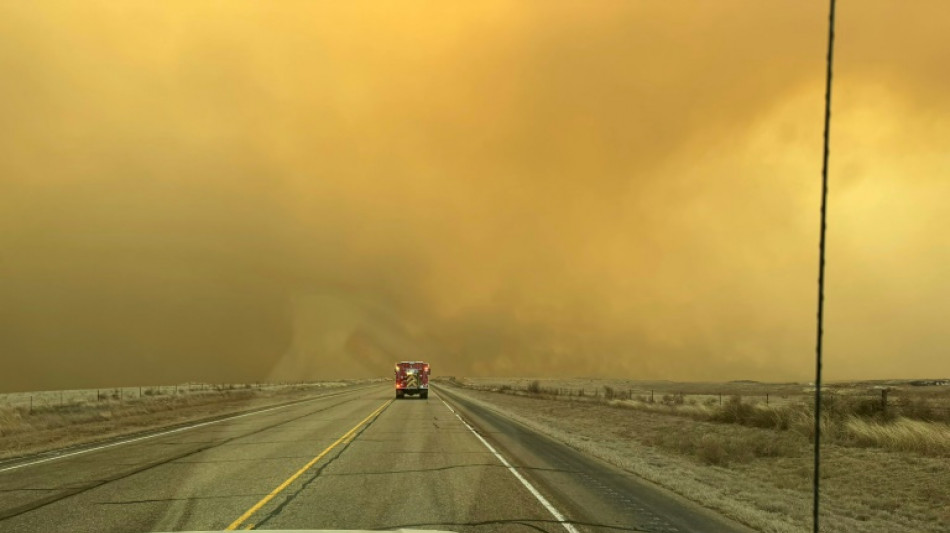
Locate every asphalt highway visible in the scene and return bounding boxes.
[0,384,752,533]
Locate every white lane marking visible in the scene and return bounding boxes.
[437,394,580,533]
[0,388,371,474]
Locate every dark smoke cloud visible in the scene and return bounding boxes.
[1,1,948,391]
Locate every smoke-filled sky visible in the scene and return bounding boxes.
[1,1,948,391]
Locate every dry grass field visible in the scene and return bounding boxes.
[0,380,380,460]
[439,377,950,533]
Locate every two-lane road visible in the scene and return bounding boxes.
[0,384,751,533]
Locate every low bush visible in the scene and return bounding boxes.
[661,393,685,406]
[896,397,949,423]
[649,428,802,466]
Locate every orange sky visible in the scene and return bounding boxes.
[1,1,948,390]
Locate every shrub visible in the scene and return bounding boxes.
[712,396,762,426]
[661,393,684,406]
[696,434,730,465]
[527,380,542,394]
[850,397,895,421]
[896,397,946,423]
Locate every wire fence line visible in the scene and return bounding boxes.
[0,380,371,414]
[458,381,950,415]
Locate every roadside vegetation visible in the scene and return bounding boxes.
[447,377,950,457]
[0,380,378,460]
[440,378,950,533]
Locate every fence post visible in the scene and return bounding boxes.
[881,389,888,410]
[766,393,769,406]
[97,389,100,402]
[139,387,142,398]
[60,391,63,406]
[719,393,722,406]
[30,395,33,414]
[650,390,654,403]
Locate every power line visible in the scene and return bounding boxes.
[813,1,837,532]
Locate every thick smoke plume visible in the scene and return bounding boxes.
[1,2,948,390]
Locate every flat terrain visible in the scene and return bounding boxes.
[0,382,360,411]
[456,377,950,407]
[0,383,749,533]
[442,379,950,533]
[0,381,378,460]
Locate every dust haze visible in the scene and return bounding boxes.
[1,2,948,391]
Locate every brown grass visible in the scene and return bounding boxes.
[0,380,378,460]
[448,377,950,457]
[844,417,950,455]
[441,379,950,533]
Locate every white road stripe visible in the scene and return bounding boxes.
[0,388,367,474]
[437,394,580,533]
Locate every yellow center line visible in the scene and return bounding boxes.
[226,399,393,530]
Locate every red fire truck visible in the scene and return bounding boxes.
[394,361,429,399]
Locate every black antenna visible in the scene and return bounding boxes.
[813,1,837,532]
